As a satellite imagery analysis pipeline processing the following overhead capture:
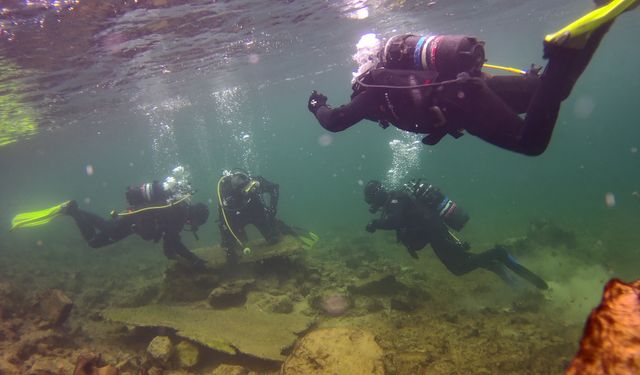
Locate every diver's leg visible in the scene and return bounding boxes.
[254,211,279,245]
[541,21,613,101]
[428,223,478,276]
[67,206,128,247]
[485,74,540,114]
[463,21,613,155]
[474,245,549,290]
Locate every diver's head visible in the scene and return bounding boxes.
[187,203,209,231]
[352,33,382,83]
[364,180,387,207]
[228,172,250,191]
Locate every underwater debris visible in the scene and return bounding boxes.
[567,278,640,374]
[102,304,314,361]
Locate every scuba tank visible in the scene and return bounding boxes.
[381,34,486,80]
[404,179,469,231]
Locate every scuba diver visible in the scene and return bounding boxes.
[217,169,319,264]
[10,166,210,269]
[363,179,548,289]
[308,0,637,156]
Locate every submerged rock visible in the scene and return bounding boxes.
[347,274,408,296]
[567,278,640,374]
[0,281,25,318]
[282,327,384,375]
[210,364,248,374]
[15,329,63,361]
[175,340,199,368]
[147,336,173,364]
[254,294,294,314]
[207,279,255,308]
[103,304,313,361]
[72,353,119,375]
[37,289,73,326]
[193,235,305,269]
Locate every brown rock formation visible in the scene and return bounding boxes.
[37,289,73,326]
[282,327,385,375]
[567,278,640,374]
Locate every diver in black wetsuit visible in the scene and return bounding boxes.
[307,2,634,156]
[64,167,209,269]
[363,179,548,289]
[217,170,294,263]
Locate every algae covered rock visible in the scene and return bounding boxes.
[147,336,173,364]
[254,294,294,314]
[282,327,385,375]
[103,304,313,361]
[193,235,305,269]
[175,340,199,368]
[207,279,255,308]
[211,364,249,374]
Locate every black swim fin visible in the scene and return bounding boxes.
[503,255,549,290]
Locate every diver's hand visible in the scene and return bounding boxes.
[265,206,277,219]
[308,90,328,115]
[365,221,377,233]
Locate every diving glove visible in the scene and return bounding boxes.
[308,90,328,115]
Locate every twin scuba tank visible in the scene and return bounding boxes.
[125,166,192,207]
[404,179,469,231]
[380,34,486,80]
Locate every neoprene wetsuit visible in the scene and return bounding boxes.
[218,175,283,257]
[68,202,204,266]
[312,23,611,156]
[367,189,548,289]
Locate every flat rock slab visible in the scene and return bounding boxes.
[103,304,314,361]
[193,235,304,269]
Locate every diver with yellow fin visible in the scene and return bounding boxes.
[308,0,637,156]
[10,166,210,269]
[217,169,318,264]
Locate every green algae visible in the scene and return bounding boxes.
[102,304,313,361]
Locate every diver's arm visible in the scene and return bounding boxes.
[255,176,279,213]
[370,196,407,230]
[163,231,203,265]
[313,90,375,132]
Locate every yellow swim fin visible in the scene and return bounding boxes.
[545,0,638,49]
[10,201,71,231]
[299,231,320,250]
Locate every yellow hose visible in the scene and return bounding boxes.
[117,195,191,216]
[483,64,526,75]
[217,176,249,252]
